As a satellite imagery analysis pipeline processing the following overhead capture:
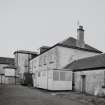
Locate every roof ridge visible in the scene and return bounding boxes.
[58,36,75,44]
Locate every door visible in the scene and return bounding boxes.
[81,75,86,93]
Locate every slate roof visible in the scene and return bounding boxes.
[36,37,102,56]
[64,53,105,71]
[0,57,14,65]
[58,37,102,53]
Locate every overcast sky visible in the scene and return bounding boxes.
[0,0,105,57]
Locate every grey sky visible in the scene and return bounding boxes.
[0,0,105,57]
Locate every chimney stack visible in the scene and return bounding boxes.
[76,25,85,48]
[39,46,50,54]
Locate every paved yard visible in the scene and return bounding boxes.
[0,85,105,105]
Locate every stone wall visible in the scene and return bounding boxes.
[74,69,105,95]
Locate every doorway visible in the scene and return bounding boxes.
[81,75,86,93]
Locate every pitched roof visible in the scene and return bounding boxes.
[64,53,105,71]
[58,37,102,53]
[14,50,38,55]
[30,37,102,61]
[3,65,16,69]
[0,57,14,65]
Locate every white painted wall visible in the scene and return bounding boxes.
[34,70,72,90]
[30,46,58,74]
[48,70,72,90]
[15,53,29,79]
[4,68,15,76]
[0,64,8,74]
[57,46,100,68]
[36,70,48,89]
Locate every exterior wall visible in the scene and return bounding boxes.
[33,70,72,90]
[36,70,48,89]
[30,46,58,89]
[0,64,8,84]
[5,76,15,84]
[30,45,100,90]
[4,68,15,76]
[74,69,105,94]
[57,46,99,68]
[0,75,5,84]
[30,46,58,74]
[0,64,8,74]
[30,46,100,74]
[14,53,31,79]
[48,70,72,90]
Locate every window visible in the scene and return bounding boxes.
[60,71,72,81]
[65,72,72,81]
[60,72,65,81]
[53,71,72,81]
[53,71,59,80]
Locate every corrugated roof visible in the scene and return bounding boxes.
[0,57,14,65]
[64,53,105,71]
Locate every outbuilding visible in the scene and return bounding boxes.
[3,66,16,84]
[65,53,105,95]
[0,57,14,84]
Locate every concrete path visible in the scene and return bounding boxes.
[0,85,85,105]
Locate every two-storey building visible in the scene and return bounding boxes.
[30,26,102,90]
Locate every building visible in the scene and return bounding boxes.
[30,26,102,90]
[64,53,105,95]
[14,50,38,85]
[0,57,14,84]
[3,65,16,84]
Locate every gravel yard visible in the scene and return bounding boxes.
[0,85,105,105]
